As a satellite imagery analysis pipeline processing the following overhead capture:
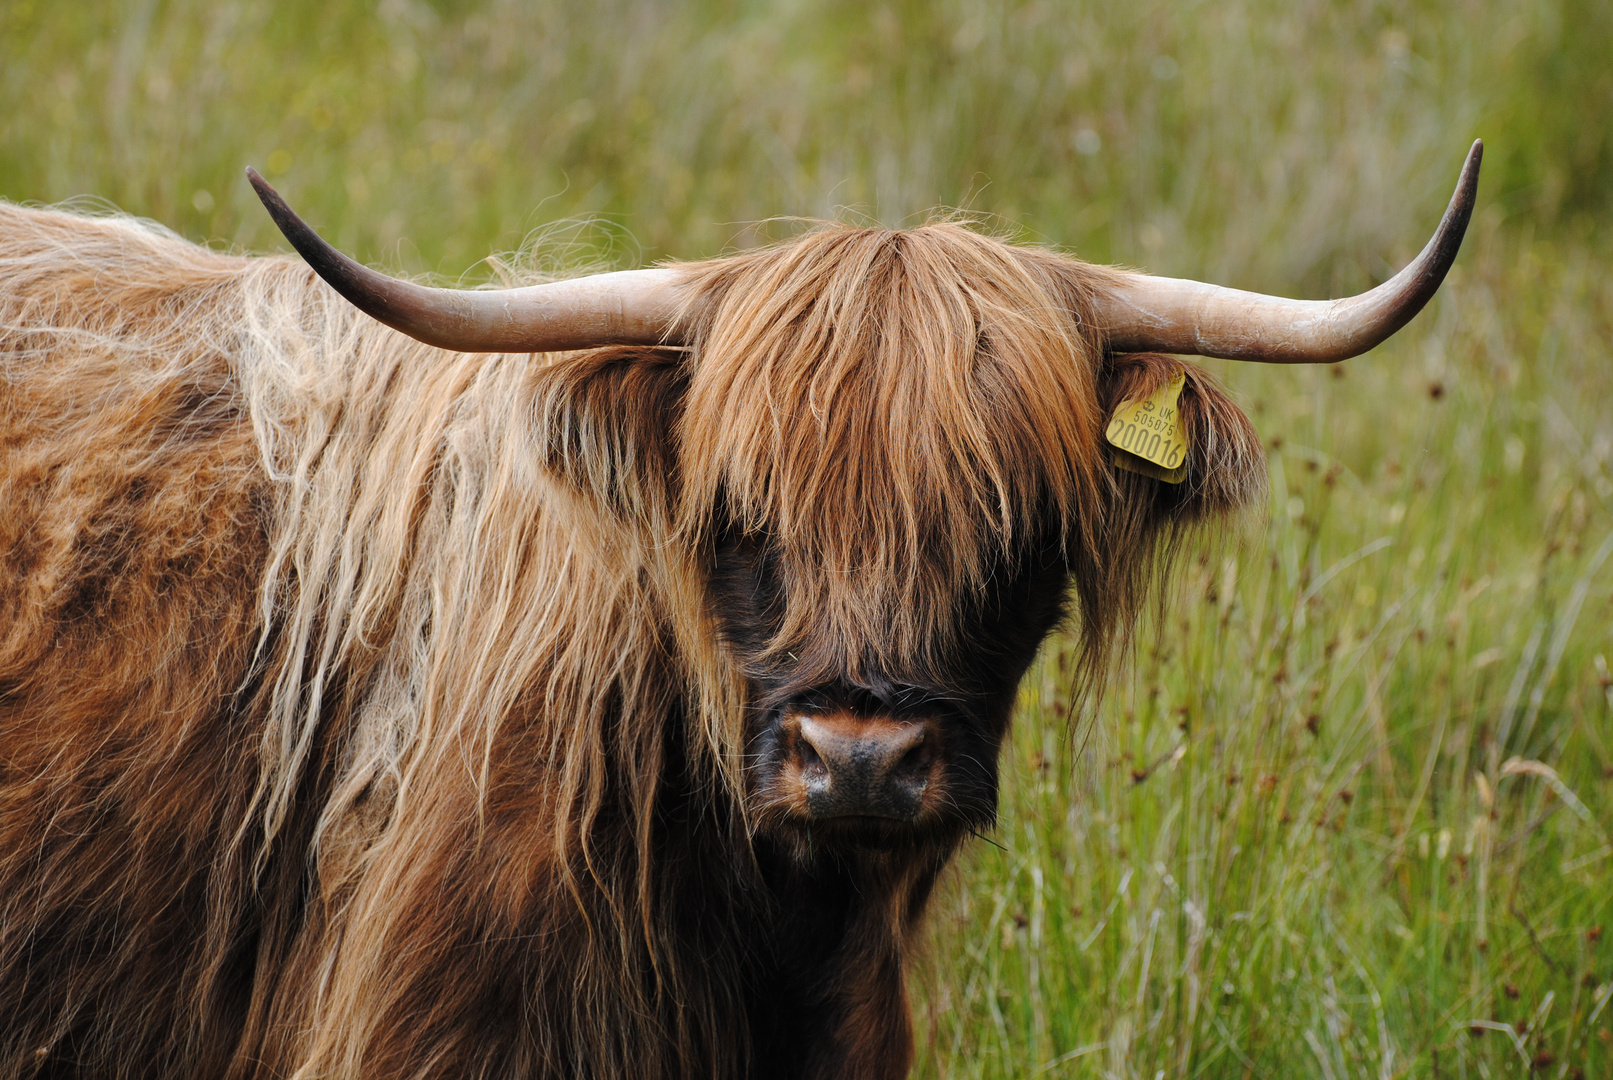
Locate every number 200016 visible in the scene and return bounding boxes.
[1108,420,1185,469]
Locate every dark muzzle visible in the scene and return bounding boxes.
[786,712,937,821]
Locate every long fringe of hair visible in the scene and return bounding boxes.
[673,223,1265,714]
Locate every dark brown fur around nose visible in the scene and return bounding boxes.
[792,713,934,821]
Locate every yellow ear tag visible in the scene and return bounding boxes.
[1106,372,1189,484]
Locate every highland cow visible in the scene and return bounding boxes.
[0,143,1479,1079]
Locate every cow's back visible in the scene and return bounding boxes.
[0,204,277,1078]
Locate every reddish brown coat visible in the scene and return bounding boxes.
[0,204,1263,1079]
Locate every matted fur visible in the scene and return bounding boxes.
[0,204,1264,1080]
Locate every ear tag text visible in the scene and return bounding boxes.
[1106,372,1188,484]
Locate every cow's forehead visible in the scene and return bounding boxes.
[675,223,1108,601]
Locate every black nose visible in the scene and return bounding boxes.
[790,713,936,821]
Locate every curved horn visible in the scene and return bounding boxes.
[1095,140,1482,362]
[247,168,687,353]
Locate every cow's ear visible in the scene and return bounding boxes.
[1098,352,1266,523]
[531,347,688,524]
[1065,353,1268,688]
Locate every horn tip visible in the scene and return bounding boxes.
[245,168,288,220]
[1458,141,1483,201]
[1447,140,1483,230]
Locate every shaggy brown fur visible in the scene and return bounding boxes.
[0,203,1264,1080]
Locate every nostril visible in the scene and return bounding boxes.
[797,737,828,778]
[894,741,930,779]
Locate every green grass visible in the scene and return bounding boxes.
[3,1,1610,1075]
[915,232,1613,1075]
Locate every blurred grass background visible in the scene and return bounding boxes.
[3,0,1610,1075]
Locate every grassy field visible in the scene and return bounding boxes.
[3,1,1611,1075]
